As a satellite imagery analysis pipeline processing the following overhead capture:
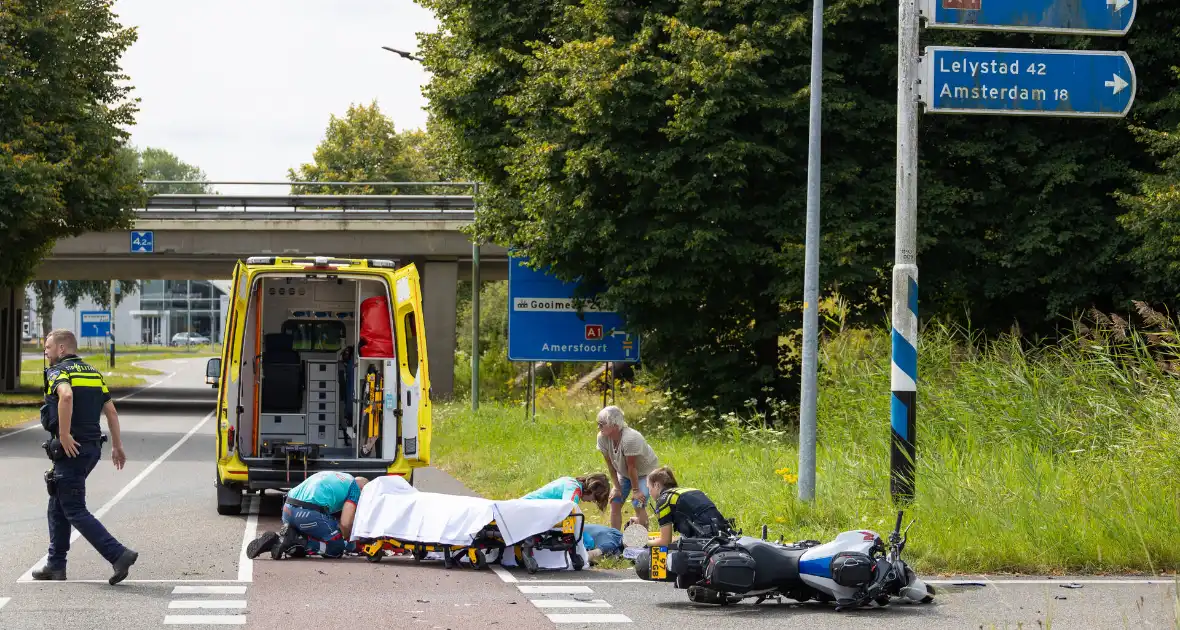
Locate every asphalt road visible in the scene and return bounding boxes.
[1,357,1176,629]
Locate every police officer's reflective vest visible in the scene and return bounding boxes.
[41,356,110,442]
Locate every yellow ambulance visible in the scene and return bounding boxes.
[205,255,431,515]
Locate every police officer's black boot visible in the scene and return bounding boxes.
[109,548,138,585]
[31,566,66,581]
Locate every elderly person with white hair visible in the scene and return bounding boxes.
[596,405,660,530]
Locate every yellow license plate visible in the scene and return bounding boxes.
[651,547,668,580]
[561,516,577,534]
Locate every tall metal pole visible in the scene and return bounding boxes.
[797,0,824,503]
[471,240,480,412]
[891,0,921,503]
[471,182,481,412]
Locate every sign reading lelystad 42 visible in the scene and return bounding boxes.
[920,47,1136,118]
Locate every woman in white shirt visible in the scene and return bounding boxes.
[596,405,660,530]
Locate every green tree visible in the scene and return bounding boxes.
[419,0,1180,415]
[0,0,147,289]
[288,101,437,195]
[137,147,213,193]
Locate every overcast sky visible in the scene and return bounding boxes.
[113,0,438,194]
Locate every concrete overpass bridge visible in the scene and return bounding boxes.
[1,182,509,396]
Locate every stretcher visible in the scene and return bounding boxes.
[350,475,588,573]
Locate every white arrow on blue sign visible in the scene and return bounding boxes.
[920,47,1136,118]
[921,0,1136,36]
[130,230,154,253]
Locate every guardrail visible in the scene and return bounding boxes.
[135,181,480,216]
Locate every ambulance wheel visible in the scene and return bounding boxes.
[215,475,242,516]
[570,549,584,571]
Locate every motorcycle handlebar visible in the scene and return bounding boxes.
[893,511,904,535]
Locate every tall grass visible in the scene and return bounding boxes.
[433,312,1180,575]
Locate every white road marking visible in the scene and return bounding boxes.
[237,494,260,583]
[115,369,178,401]
[163,615,246,625]
[0,597,9,610]
[531,599,611,608]
[169,600,248,609]
[491,565,517,583]
[0,368,180,443]
[518,579,648,584]
[173,586,249,595]
[547,613,632,623]
[17,582,245,587]
[928,578,1179,585]
[17,411,214,582]
[19,410,215,581]
[0,424,40,441]
[517,585,594,594]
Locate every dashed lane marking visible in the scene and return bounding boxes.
[530,599,611,608]
[0,597,9,610]
[169,601,248,609]
[163,615,246,625]
[173,586,249,595]
[546,613,633,623]
[517,585,594,594]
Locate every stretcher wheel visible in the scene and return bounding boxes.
[521,548,539,574]
[569,549,584,571]
[367,550,383,563]
[412,546,427,562]
[443,546,456,569]
[474,549,488,570]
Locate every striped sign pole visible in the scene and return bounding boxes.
[892,0,920,503]
[890,272,917,501]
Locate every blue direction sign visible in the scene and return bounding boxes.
[921,0,1135,36]
[921,47,1135,118]
[80,311,111,338]
[507,256,640,363]
[131,230,154,253]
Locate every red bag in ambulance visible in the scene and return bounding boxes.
[358,295,394,358]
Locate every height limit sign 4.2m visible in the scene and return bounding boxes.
[920,47,1136,118]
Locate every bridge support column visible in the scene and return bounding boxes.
[0,286,23,393]
[422,261,459,399]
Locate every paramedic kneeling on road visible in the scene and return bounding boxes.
[646,466,733,547]
[247,471,369,560]
[521,474,622,562]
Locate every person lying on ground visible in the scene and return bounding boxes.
[595,405,660,530]
[644,466,733,548]
[520,473,615,561]
[246,471,369,560]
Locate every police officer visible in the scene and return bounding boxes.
[32,329,139,584]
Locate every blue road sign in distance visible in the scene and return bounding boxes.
[80,311,111,338]
[131,230,154,253]
[921,0,1135,36]
[507,256,640,363]
[921,47,1135,118]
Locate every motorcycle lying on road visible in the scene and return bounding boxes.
[636,510,936,610]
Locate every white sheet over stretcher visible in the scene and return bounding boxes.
[349,475,578,548]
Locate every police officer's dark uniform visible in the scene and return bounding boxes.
[654,487,733,538]
[34,353,138,584]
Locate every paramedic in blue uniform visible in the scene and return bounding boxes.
[246,471,369,559]
[32,329,139,584]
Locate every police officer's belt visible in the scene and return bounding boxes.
[285,497,329,514]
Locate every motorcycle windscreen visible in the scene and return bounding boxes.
[391,266,430,461]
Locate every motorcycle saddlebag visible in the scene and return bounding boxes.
[704,549,757,592]
[830,551,875,588]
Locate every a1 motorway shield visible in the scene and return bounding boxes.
[920,47,1135,118]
